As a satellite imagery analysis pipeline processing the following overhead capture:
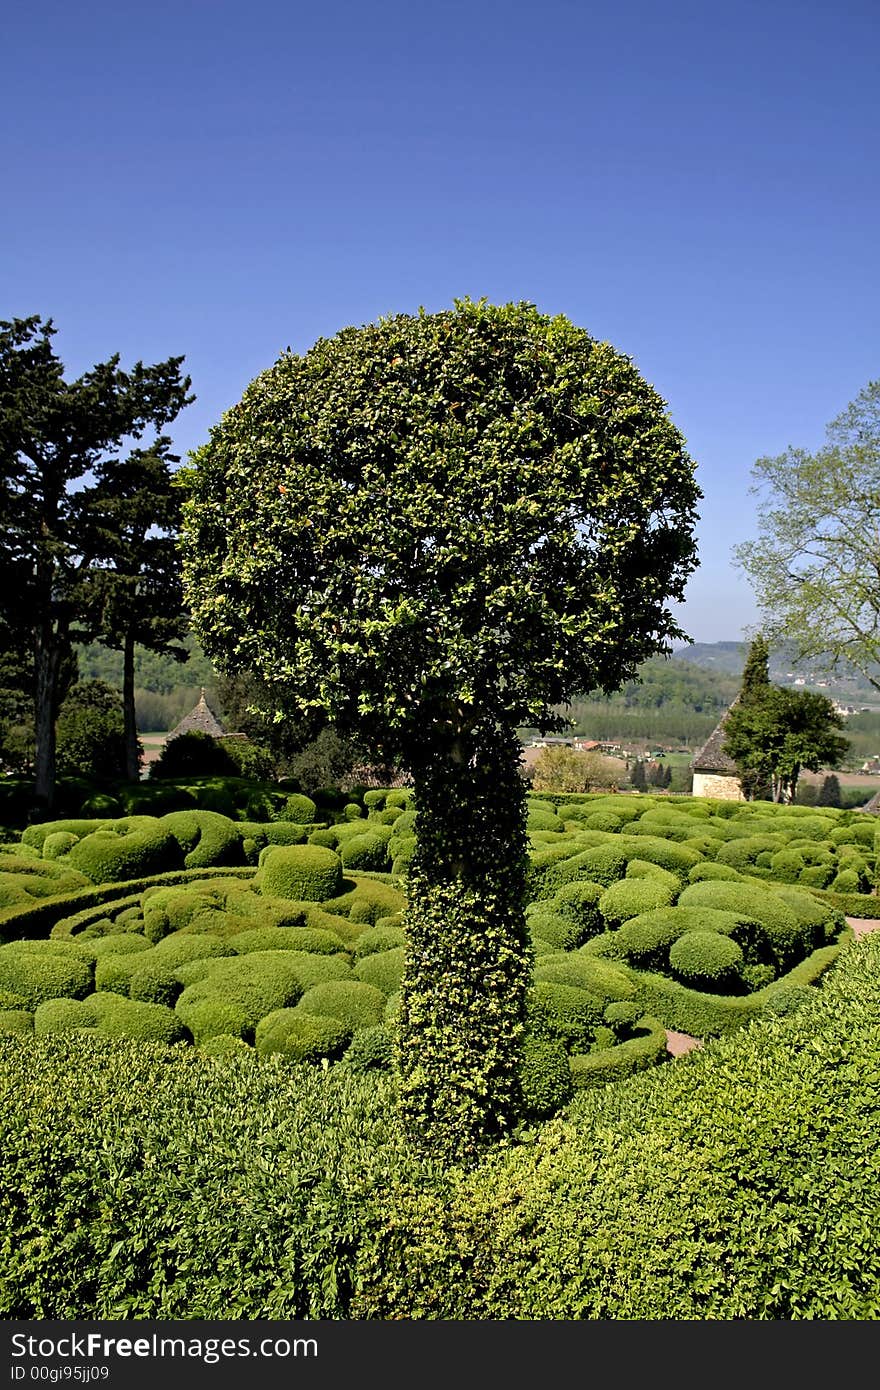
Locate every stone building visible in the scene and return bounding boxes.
[165,688,246,746]
[691,707,744,800]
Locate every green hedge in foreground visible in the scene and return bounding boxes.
[2,932,879,1319]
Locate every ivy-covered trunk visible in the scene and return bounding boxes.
[395,721,533,1166]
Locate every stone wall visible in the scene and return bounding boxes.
[692,771,744,801]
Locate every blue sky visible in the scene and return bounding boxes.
[3,0,877,644]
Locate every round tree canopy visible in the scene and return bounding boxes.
[179,298,700,756]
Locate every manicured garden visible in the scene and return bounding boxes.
[2,783,879,1317]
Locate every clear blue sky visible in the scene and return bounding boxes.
[3,0,877,644]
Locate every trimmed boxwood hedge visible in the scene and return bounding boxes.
[2,931,880,1319]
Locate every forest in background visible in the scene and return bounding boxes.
[73,635,880,768]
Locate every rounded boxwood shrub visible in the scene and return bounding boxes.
[527,908,584,951]
[598,876,677,930]
[541,843,630,894]
[94,954,139,996]
[152,934,233,969]
[668,930,744,990]
[343,803,365,821]
[615,835,702,879]
[325,881,405,926]
[585,811,622,833]
[67,822,180,884]
[340,833,392,873]
[307,828,339,850]
[281,793,317,824]
[255,1008,351,1062]
[534,953,635,1005]
[173,959,222,988]
[159,810,243,869]
[42,831,80,860]
[517,1036,573,1120]
[544,881,604,941]
[231,926,346,956]
[0,946,93,1011]
[89,992,191,1045]
[258,845,343,902]
[0,1008,34,1035]
[800,861,834,884]
[831,868,862,894]
[687,862,745,884]
[175,952,307,1034]
[352,925,407,959]
[385,790,411,810]
[128,962,184,1008]
[603,1000,643,1039]
[34,997,97,1035]
[21,819,106,852]
[391,842,416,878]
[527,981,604,1051]
[353,946,405,996]
[178,998,251,1044]
[295,979,386,1031]
[362,790,387,811]
[340,1024,395,1073]
[768,849,806,883]
[282,952,353,992]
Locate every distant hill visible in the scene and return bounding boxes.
[671,641,880,704]
[671,642,747,676]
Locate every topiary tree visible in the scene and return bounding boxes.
[178,297,700,1164]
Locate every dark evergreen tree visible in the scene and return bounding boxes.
[0,315,192,810]
[816,773,842,807]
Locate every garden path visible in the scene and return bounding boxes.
[663,915,880,1059]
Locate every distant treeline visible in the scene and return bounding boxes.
[75,638,880,762]
[533,656,741,750]
[75,637,217,732]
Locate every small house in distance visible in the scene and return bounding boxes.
[691,707,744,801]
[165,688,246,747]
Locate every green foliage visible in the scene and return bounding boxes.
[352,947,405,996]
[527,907,584,951]
[67,820,180,884]
[339,831,392,872]
[281,793,317,824]
[175,952,307,1038]
[545,881,605,941]
[55,682,132,781]
[598,875,678,929]
[257,845,343,902]
[149,731,237,779]
[339,1024,395,1074]
[177,300,700,1162]
[3,935,880,1318]
[527,981,604,1051]
[722,685,849,804]
[733,380,880,697]
[517,1036,573,1120]
[254,1009,351,1062]
[667,930,744,990]
[0,314,192,811]
[296,979,387,1031]
[0,943,92,1010]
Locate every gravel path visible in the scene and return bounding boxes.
[663,915,880,1058]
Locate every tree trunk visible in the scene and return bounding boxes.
[33,626,60,813]
[395,720,532,1166]
[122,631,140,782]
